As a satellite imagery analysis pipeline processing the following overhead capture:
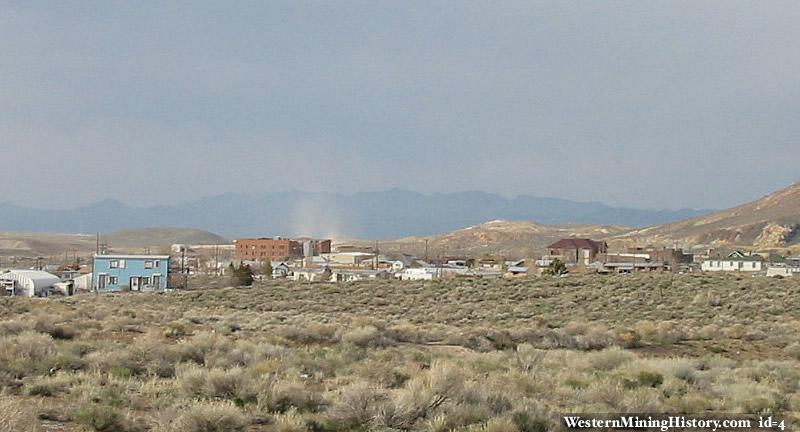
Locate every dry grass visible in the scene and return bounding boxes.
[1,273,799,431]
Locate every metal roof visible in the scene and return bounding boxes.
[0,270,61,289]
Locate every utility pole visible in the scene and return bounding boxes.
[424,239,429,262]
[96,233,100,255]
[214,244,219,276]
[373,240,379,270]
[181,248,187,289]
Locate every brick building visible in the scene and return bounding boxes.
[235,237,331,260]
[547,238,608,266]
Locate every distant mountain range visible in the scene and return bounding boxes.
[3,182,797,258]
[0,190,710,239]
[0,189,708,239]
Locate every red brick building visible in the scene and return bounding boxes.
[235,238,302,260]
[235,237,331,260]
[547,238,608,266]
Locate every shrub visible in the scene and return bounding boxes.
[177,364,256,403]
[0,331,57,376]
[511,410,550,432]
[386,324,437,344]
[341,326,391,348]
[464,417,520,432]
[616,329,642,348]
[74,403,126,432]
[326,382,382,429]
[377,361,467,429]
[584,348,635,371]
[0,396,42,431]
[0,319,28,335]
[277,324,338,345]
[784,342,800,360]
[636,371,664,388]
[177,331,230,365]
[26,375,72,397]
[542,259,567,276]
[34,318,77,340]
[50,353,87,372]
[274,408,307,432]
[164,321,187,338]
[723,382,783,415]
[172,401,247,432]
[260,379,325,413]
[486,394,513,415]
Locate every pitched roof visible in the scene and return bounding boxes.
[548,238,605,250]
[725,251,763,261]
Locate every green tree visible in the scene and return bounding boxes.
[544,258,568,276]
[261,261,273,280]
[237,264,254,286]
[228,263,254,286]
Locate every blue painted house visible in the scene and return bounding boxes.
[92,254,170,291]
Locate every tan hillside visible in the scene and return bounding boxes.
[365,181,800,258]
[0,233,96,258]
[0,228,227,258]
[372,219,628,259]
[617,181,800,250]
[104,228,227,248]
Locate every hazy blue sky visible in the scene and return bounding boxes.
[1,1,798,210]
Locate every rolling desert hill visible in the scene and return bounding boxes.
[368,220,628,259]
[617,181,800,250]
[369,181,800,258]
[0,233,96,259]
[103,228,228,248]
[0,228,226,258]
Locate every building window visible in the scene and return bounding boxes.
[109,276,118,284]
[110,260,119,268]
[155,260,160,268]
[145,260,154,269]
[141,277,150,285]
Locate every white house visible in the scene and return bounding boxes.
[390,261,405,272]
[72,273,93,291]
[271,262,291,279]
[701,251,764,272]
[292,268,332,282]
[397,268,438,281]
[0,270,61,297]
[767,267,798,278]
